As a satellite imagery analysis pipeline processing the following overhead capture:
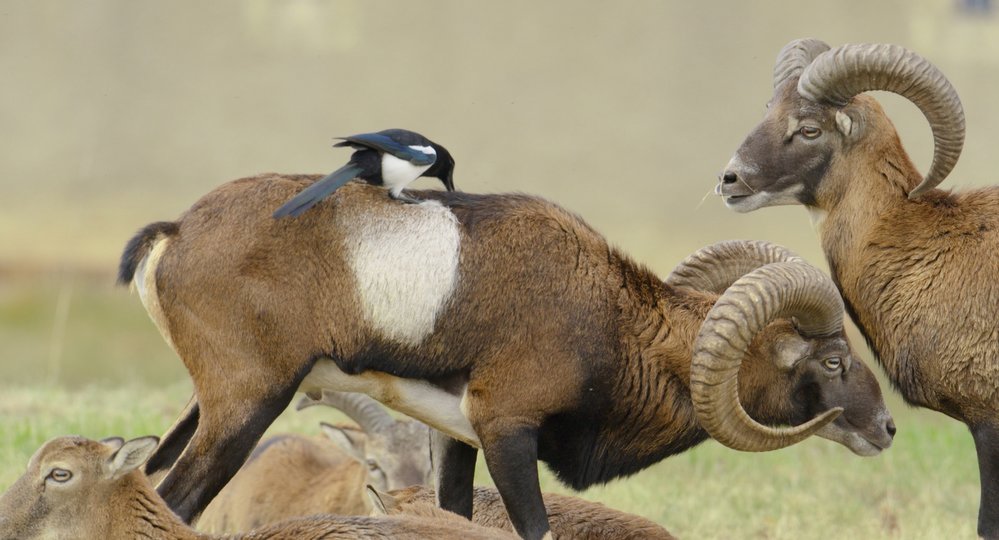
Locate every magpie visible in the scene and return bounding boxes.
[273,129,456,218]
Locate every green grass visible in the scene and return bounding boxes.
[0,275,984,539]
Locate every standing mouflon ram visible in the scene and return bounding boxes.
[720,38,999,538]
[119,178,894,540]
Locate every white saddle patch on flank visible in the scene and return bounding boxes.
[338,200,461,346]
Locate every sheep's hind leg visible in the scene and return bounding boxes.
[431,429,477,519]
[156,361,313,523]
[479,419,551,540]
[145,393,199,485]
[973,422,999,540]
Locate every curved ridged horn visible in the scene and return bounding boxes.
[773,38,831,90]
[296,390,395,434]
[691,262,844,451]
[666,240,804,294]
[799,43,965,199]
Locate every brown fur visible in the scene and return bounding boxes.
[198,433,371,533]
[121,176,890,538]
[0,435,513,540]
[199,413,431,533]
[374,485,676,540]
[725,69,999,538]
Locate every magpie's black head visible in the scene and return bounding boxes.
[424,143,456,192]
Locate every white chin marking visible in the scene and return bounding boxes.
[381,154,433,191]
[337,201,460,346]
[725,186,804,212]
[301,361,480,448]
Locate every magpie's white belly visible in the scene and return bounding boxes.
[381,153,433,195]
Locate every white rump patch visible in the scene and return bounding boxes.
[134,237,176,351]
[339,201,460,346]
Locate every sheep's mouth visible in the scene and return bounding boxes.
[715,182,754,201]
[853,432,894,456]
[723,193,757,209]
[816,421,893,457]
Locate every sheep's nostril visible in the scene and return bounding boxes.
[886,419,897,439]
[721,171,738,184]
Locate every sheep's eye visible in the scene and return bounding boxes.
[822,357,842,371]
[48,468,72,483]
[366,459,382,472]
[799,126,822,139]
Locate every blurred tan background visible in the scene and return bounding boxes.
[1,0,998,382]
[2,3,998,537]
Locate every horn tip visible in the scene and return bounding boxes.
[820,407,844,423]
[296,394,321,411]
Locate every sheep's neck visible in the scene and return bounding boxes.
[112,476,210,540]
[812,141,940,408]
[608,283,716,460]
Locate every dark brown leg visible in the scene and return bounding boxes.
[479,420,550,540]
[431,429,478,519]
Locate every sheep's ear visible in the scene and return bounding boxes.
[100,436,125,451]
[320,422,365,461]
[775,333,811,370]
[366,485,396,516]
[835,110,854,137]
[108,436,159,479]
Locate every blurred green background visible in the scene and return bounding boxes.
[2,0,997,537]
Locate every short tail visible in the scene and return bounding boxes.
[272,163,364,218]
[117,221,179,286]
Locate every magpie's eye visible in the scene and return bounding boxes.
[822,357,842,371]
[799,126,822,139]
[48,468,72,483]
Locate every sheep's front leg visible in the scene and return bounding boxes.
[431,429,477,519]
[973,422,999,540]
[479,420,550,540]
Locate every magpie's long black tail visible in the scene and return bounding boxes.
[272,163,364,218]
